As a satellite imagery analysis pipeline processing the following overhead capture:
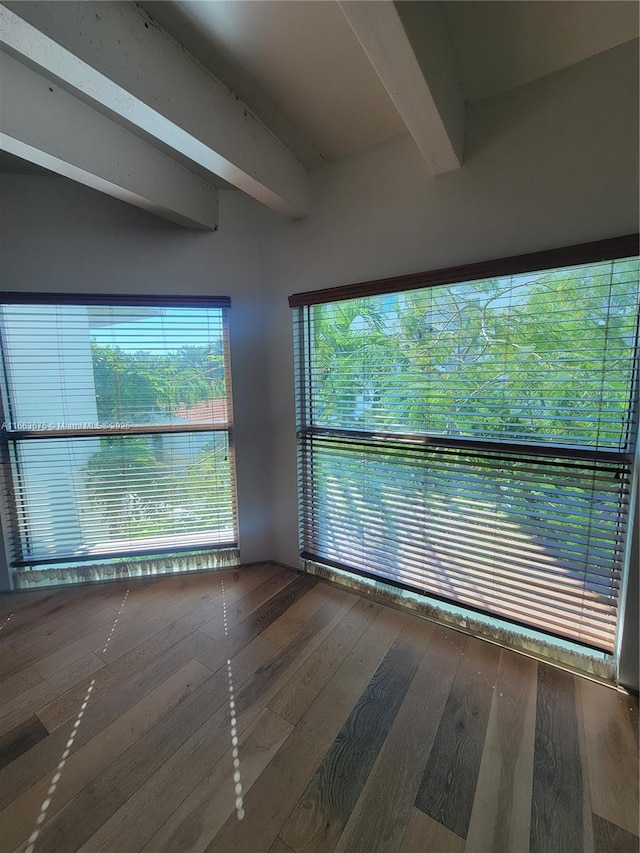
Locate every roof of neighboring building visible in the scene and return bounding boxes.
[175,399,229,424]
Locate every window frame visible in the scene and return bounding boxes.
[291,234,640,657]
[0,292,238,571]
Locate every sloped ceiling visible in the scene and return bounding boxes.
[2,1,637,225]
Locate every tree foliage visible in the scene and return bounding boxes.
[310,262,639,447]
[85,342,230,541]
[91,342,225,423]
[83,435,233,539]
[306,262,639,592]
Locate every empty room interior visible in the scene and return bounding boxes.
[0,1,639,851]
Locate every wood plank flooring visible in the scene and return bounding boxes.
[0,565,637,853]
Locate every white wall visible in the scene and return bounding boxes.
[0,38,637,685]
[0,176,278,582]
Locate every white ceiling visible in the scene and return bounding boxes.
[2,1,637,224]
[142,1,407,166]
[142,0,639,168]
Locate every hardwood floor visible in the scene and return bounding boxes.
[0,565,637,853]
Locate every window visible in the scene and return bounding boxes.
[291,237,639,655]
[0,295,238,586]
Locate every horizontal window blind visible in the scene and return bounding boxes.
[299,434,627,650]
[294,246,639,654]
[0,296,238,574]
[304,261,638,448]
[1,300,231,430]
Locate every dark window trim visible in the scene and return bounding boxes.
[288,234,639,308]
[300,426,634,466]
[12,540,239,568]
[4,424,231,440]
[0,293,231,309]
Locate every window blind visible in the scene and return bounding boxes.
[293,244,639,654]
[0,295,238,574]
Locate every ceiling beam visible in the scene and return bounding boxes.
[339,0,464,175]
[0,2,308,218]
[0,51,218,230]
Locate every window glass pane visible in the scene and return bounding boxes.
[309,259,639,449]
[301,436,625,650]
[0,298,237,576]
[12,433,235,562]
[1,304,228,429]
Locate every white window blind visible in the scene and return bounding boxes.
[292,241,639,654]
[0,296,238,576]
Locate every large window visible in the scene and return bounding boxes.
[291,237,639,655]
[0,295,238,585]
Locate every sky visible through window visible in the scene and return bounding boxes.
[89,307,223,353]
